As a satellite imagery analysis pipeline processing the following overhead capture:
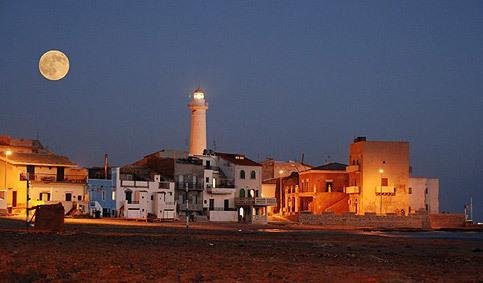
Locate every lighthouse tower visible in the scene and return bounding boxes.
[188,87,208,156]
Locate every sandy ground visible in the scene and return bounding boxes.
[0,217,482,282]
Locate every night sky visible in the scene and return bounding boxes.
[1,1,482,220]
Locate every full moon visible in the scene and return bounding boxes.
[39,50,70,81]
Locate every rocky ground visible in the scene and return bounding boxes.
[0,217,482,282]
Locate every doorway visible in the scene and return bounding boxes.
[12,191,17,207]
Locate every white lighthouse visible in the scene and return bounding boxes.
[188,87,208,156]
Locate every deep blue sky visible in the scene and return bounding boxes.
[1,1,482,220]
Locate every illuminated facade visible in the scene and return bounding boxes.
[0,135,87,215]
[346,137,410,215]
[188,87,208,156]
[284,163,349,215]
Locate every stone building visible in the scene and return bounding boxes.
[346,137,410,215]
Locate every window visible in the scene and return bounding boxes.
[0,191,5,200]
[102,191,106,201]
[381,178,388,186]
[209,199,214,211]
[57,167,65,182]
[250,171,256,179]
[112,191,116,200]
[224,199,229,211]
[240,170,245,179]
[65,193,72,202]
[206,177,209,183]
[408,187,412,194]
[326,182,333,192]
[78,195,82,201]
[125,190,132,204]
[255,190,259,197]
[239,188,245,198]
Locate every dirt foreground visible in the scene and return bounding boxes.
[0,217,482,282]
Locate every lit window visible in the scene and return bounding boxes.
[112,191,116,200]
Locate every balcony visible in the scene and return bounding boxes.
[20,173,86,184]
[376,186,395,194]
[234,197,277,207]
[346,165,360,173]
[206,186,235,195]
[177,203,203,212]
[345,186,359,194]
[175,183,204,191]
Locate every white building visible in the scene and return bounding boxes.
[216,152,276,224]
[113,168,176,220]
[199,154,237,222]
[408,177,439,214]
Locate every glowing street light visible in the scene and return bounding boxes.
[379,168,384,215]
[278,170,284,215]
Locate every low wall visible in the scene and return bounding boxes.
[429,214,465,229]
[209,211,237,222]
[298,212,430,229]
[298,212,467,229]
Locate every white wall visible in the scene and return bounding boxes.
[409,177,439,214]
[209,210,237,222]
[235,165,262,197]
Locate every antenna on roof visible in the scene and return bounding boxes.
[300,153,305,164]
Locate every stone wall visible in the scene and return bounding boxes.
[298,212,467,229]
[429,213,465,229]
[298,212,430,229]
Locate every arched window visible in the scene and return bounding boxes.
[239,188,245,198]
[240,170,246,179]
[249,189,255,198]
[250,170,256,179]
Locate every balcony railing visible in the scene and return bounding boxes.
[177,203,203,211]
[207,187,235,195]
[206,183,235,189]
[375,186,395,194]
[175,183,204,191]
[345,186,359,194]
[235,197,277,207]
[20,173,87,184]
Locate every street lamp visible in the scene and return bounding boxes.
[278,170,284,215]
[378,168,384,215]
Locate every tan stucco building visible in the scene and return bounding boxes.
[0,135,87,215]
[346,137,410,215]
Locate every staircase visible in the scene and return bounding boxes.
[311,192,349,215]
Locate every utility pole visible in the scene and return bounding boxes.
[26,172,30,228]
[470,197,473,223]
[185,182,189,232]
